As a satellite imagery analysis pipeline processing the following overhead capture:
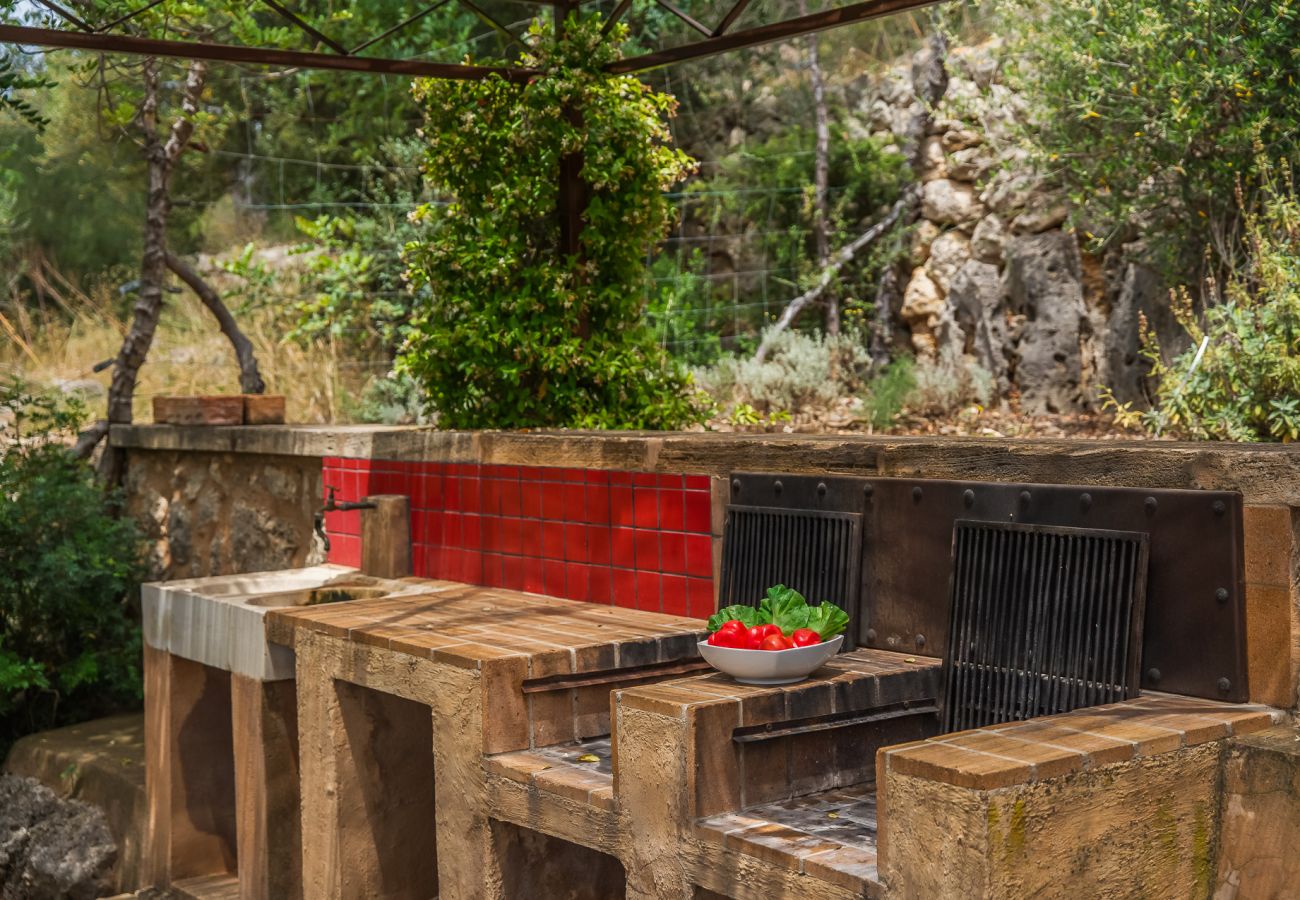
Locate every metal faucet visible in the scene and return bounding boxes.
[313,486,377,553]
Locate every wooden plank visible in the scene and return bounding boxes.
[231,676,302,900]
[242,394,286,425]
[153,396,245,426]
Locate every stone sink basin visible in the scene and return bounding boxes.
[142,565,425,681]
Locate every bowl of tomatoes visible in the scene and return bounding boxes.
[697,585,849,685]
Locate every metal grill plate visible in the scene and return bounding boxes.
[860,479,1246,702]
[942,521,1149,732]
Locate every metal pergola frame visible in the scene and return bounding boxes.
[0,0,940,80]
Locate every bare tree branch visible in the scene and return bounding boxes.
[166,252,266,394]
[753,187,917,364]
[100,57,207,483]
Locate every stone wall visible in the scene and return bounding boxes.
[124,449,324,581]
[847,40,1181,413]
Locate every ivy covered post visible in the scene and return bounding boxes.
[401,17,701,430]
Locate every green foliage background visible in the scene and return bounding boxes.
[401,17,700,429]
[0,380,145,759]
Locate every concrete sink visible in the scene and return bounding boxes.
[142,565,424,680]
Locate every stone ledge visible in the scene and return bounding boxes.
[111,424,1300,504]
[881,693,1282,791]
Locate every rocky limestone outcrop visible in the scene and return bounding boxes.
[847,37,1174,413]
[0,776,116,900]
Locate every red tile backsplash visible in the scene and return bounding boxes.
[321,457,716,617]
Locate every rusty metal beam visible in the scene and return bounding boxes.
[260,0,350,56]
[652,0,712,38]
[608,0,941,72]
[350,0,453,54]
[0,23,536,81]
[711,0,755,37]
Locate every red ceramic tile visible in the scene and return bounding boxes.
[684,475,710,492]
[584,485,610,524]
[323,456,343,469]
[323,509,356,537]
[608,470,633,486]
[329,534,361,569]
[565,563,588,602]
[519,481,543,519]
[612,528,637,570]
[586,469,610,486]
[659,490,684,532]
[633,472,658,488]
[461,478,481,514]
[613,569,638,610]
[633,488,659,529]
[518,521,543,557]
[543,560,567,597]
[541,523,565,560]
[503,556,527,592]
[634,530,660,572]
[657,473,683,489]
[541,483,566,520]
[541,467,567,482]
[458,549,484,584]
[497,465,521,479]
[564,523,587,563]
[500,517,524,556]
[411,510,428,543]
[586,565,613,605]
[610,486,635,527]
[635,572,662,612]
[373,471,400,495]
[481,552,502,587]
[483,516,503,554]
[563,484,586,522]
[684,491,711,534]
[687,577,715,619]
[661,575,689,617]
[442,512,462,548]
[499,479,521,518]
[586,525,612,567]
[461,514,482,551]
[522,558,545,595]
[420,474,444,510]
[444,476,462,511]
[418,544,438,579]
[660,532,687,575]
[482,479,503,517]
[685,534,713,578]
[562,467,587,483]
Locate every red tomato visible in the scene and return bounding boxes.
[745,626,768,649]
[713,629,743,648]
[791,628,821,647]
[718,619,745,634]
[706,632,719,646]
[757,624,782,639]
[761,633,794,651]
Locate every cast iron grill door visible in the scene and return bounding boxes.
[720,508,860,617]
[942,521,1149,732]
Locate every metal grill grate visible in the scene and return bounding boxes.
[719,506,861,627]
[942,521,1149,732]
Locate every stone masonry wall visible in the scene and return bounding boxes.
[846,39,1181,413]
[124,450,324,581]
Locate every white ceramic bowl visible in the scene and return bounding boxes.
[697,635,844,685]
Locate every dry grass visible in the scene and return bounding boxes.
[0,274,377,424]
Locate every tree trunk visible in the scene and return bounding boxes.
[97,58,206,481]
[803,20,834,335]
[166,251,266,394]
[753,189,917,364]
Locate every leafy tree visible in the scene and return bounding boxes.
[0,49,52,129]
[1108,161,1300,441]
[0,379,145,759]
[401,16,701,429]
[999,0,1300,271]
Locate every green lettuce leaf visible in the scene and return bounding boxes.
[762,585,812,634]
[806,602,850,639]
[707,604,765,632]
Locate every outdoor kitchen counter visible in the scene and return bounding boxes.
[264,580,711,900]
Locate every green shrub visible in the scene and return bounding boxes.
[400,16,701,430]
[695,328,875,415]
[1107,163,1300,441]
[0,380,145,758]
[999,0,1300,269]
